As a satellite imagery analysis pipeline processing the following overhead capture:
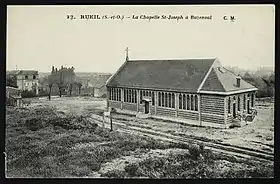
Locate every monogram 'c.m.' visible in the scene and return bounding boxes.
[105,52,258,128]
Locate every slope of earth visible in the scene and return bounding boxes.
[5,104,273,178]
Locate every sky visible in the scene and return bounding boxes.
[7,5,275,73]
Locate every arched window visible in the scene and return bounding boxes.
[132,90,135,103]
[195,95,198,111]
[166,93,169,107]
[190,95,193,110]
[158,92,161,106]
[172,93,175,108]
[113,88,115,100]
[152,92,155,106]
[251,93,254,107]
[162,92,165,107]
[187,95,190,110]
[165,93,168,107]
[129,90,131,103]
[140,91,143,104]
[183,94,186,109]
[228,97,231,113]
[134,90,137,103]
[169,93,172,107]
[179,94,182,109]
[120,89,123,101]
[123,89,126,102]
[126,89,128,102]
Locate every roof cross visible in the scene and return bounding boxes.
[125,47,129,61]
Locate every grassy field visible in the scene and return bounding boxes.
[5,98,274,178]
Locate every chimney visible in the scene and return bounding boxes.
[236,76,241,87]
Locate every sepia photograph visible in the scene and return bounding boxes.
[5,5,275,178]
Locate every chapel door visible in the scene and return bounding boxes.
[144,101,150,114]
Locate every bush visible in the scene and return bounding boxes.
[22,90,36,98]
[188,144,202,160]
[102,170,126,178]
[124,163,140,177]
[24,117,46,131]
[38,89,49,97]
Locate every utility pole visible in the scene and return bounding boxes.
[110,114,113,131]
[110,108,116,132]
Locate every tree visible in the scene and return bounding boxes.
[6,74,17,88]
[68,83,73,96]
[47,74,56,100]
[48,66,76,97]
[77,82,82,94]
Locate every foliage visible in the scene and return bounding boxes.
[38,89,49,97]
[6,74,18,88]
[21,90,36,98]
[6,105,274,178]
[242,72,275,98]
[47,66,76,97]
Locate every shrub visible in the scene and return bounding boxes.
[38,89,49,97]
[124,162,140,177]
[102,170,126,178]
[188,144,202,160]
[24,117,45,131]
[21,90,36,98]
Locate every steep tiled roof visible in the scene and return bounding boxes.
[201,66,257,93]
[107,59,215,92]
[107,58,258,94]
[200,68,225,92]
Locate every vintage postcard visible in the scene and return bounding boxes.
[6,5,275,178]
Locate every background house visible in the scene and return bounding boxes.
[6,86,22,107]
[7,70,39,95]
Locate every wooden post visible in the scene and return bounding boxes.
[106,87,109,111]
[121,88,124,110]
[198,94,202,126]
[155,91,158,115]
[224,96,227,127]
[137,89,139,112]
[175,93,179,117]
